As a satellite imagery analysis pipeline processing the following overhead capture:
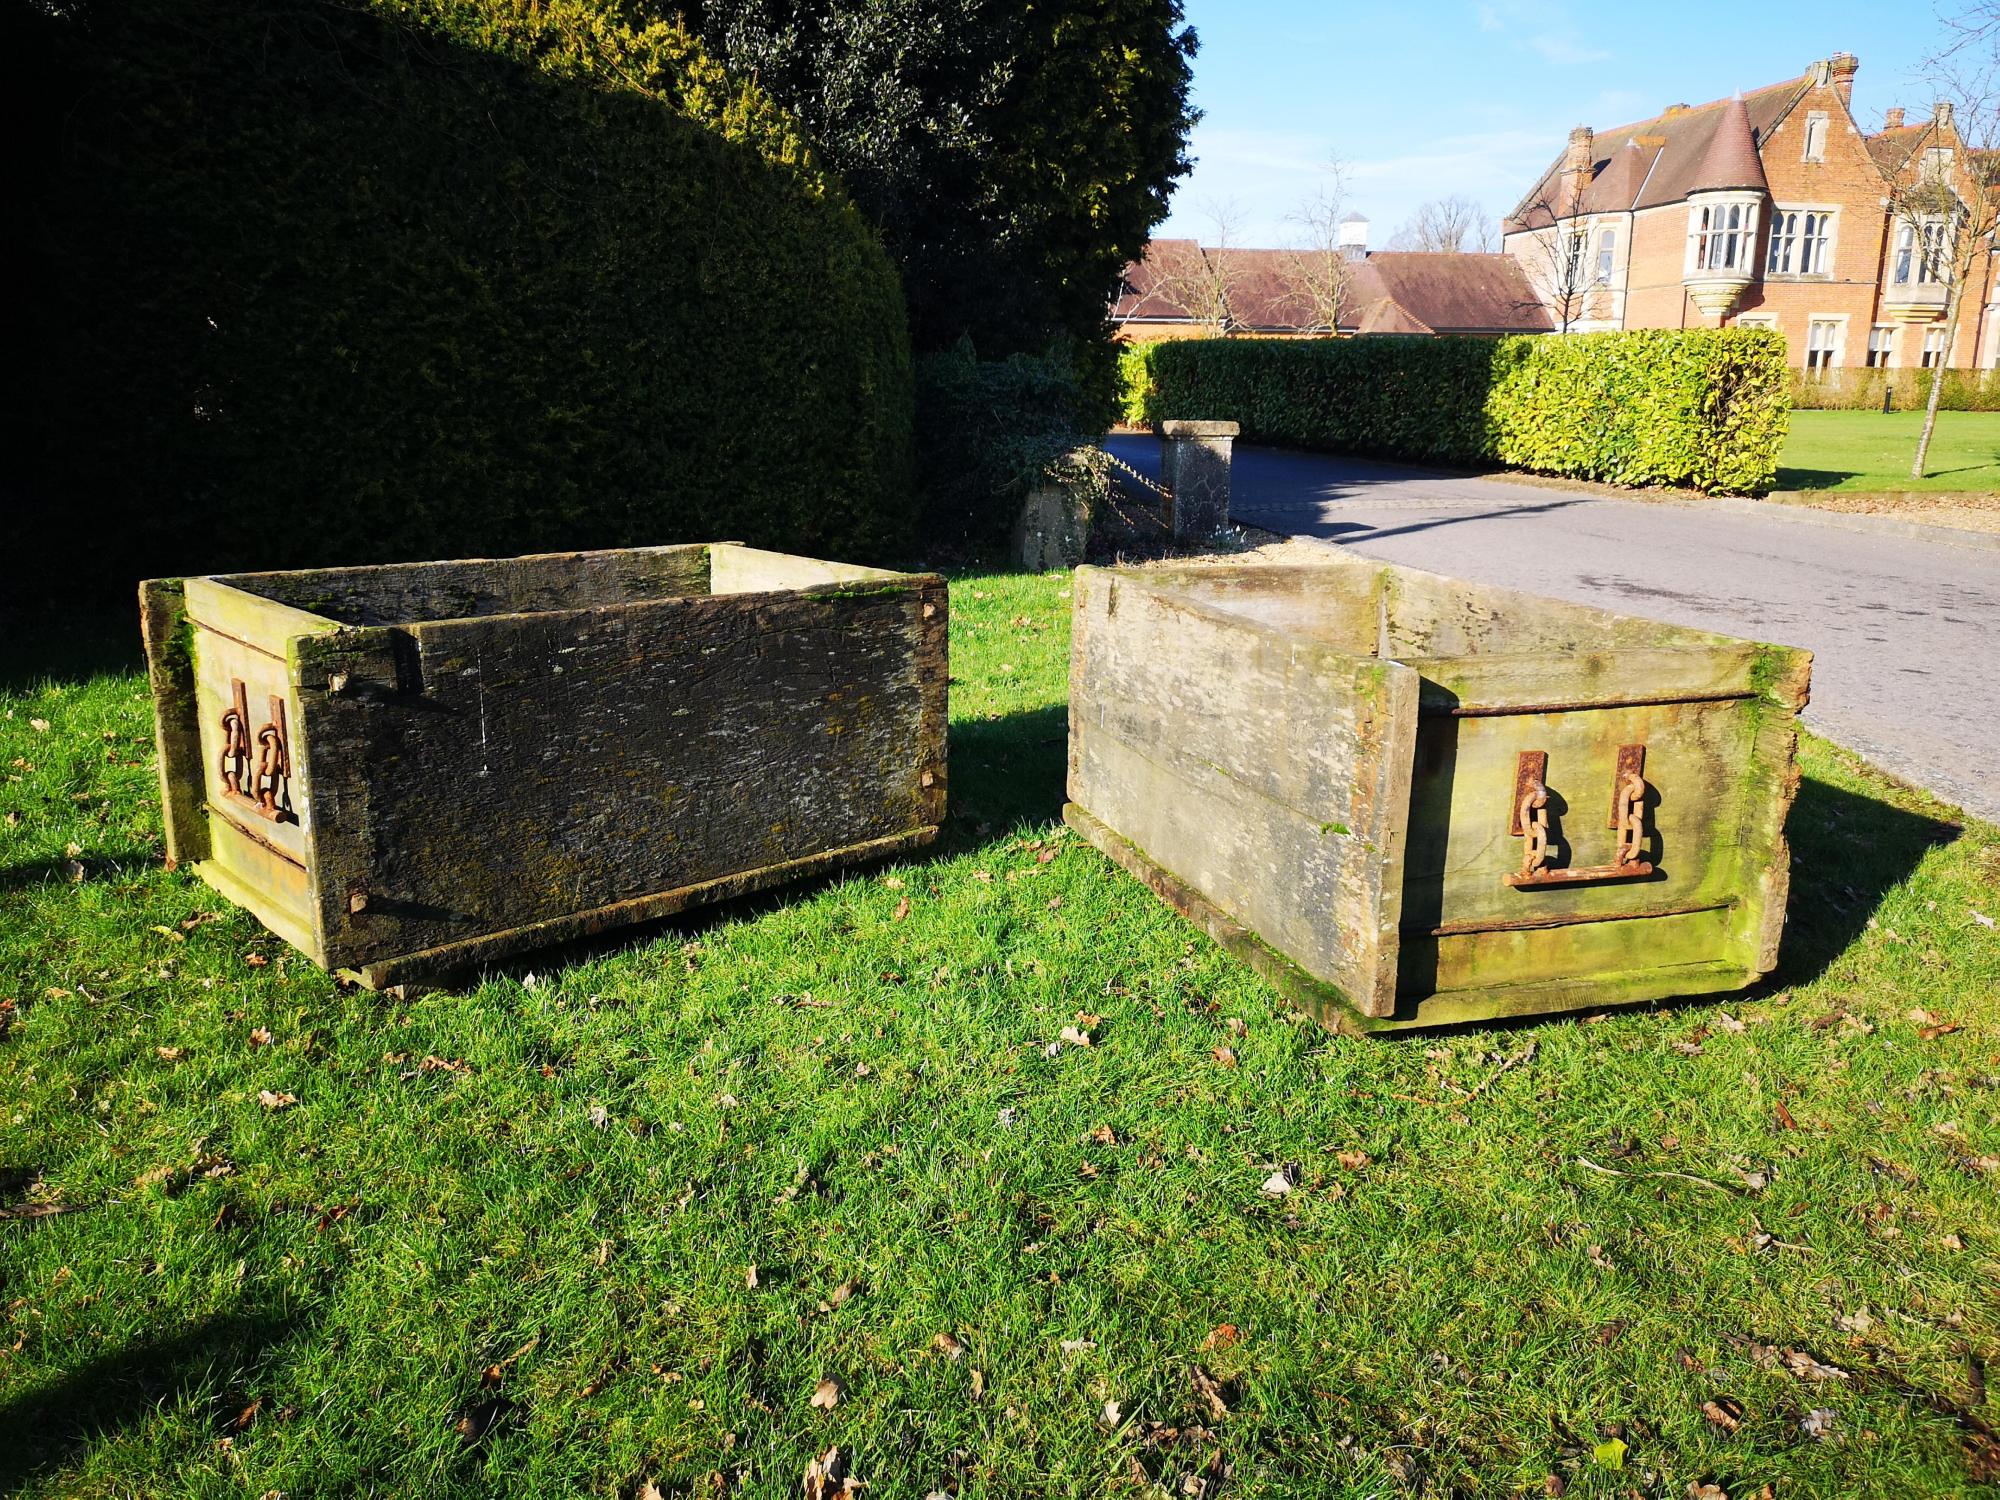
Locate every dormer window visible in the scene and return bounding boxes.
[1802,112,1828,162]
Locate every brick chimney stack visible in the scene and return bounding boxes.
[1829,52,1858,107]
[1885,106,1905,130]
[1935,100,1956,130]
[1559,124,1593,214]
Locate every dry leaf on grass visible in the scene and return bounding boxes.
[1211,1046,1238,1069]
[1259,1164,1297,1198]
[1103,1398,1122,1426]
[244,953,269,968]
[257,1090,296,1111]
[1201,1324,1240,1351]
[892,897,911,922]
[1334,1149,1370,1170]
[933,1332,965,1360]
[1779,1348,1850,1382]
[803,1445,860,1500]
[1059,1338,1096,1356]
[1089,1124,1118,1146]
[970,1368,986,1400]
[1699,1397,1744,1432]
[156,1046,183,1061]
[1800,1407,1838,1440]
[1190,1366,1230,1421]
[811,1378,842,1411]
[1059,1025,1093,1048]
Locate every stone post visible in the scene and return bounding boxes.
[1157,420,1239,539]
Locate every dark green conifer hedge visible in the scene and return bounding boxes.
[10,0,912,599]
[1120,330,1789,494]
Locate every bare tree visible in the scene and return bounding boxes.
[1507,182,1595,333]
[1279,165,1351,334]
[1895,12,2000,477]
[1388,194,1494,253]
[1143,200,1246,335]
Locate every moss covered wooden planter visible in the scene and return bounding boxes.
[141,544,946,990]
[1064,555,1810,1033]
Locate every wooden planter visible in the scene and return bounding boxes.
[142,544,946,990]
[1065,555,1810,1032]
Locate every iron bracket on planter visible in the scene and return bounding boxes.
[1506,744,1653,888]
[217,679,296,825]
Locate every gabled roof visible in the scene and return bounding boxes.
[1112,244,1552,336]
[1340,254,1552,334]
[1507,77,1803,228]
[1352,297,1434,336]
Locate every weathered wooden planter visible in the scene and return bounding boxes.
[141,544,946,989]
[1065,555,1810,1032]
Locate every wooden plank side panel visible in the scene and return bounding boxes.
[1406,697,1762,933]
[199,816,319,960]
[139,578,210,869]
[1408,645,1769,717]
[216,544,712,627]
[188,625,312,867]
[1068,568,1416,1016]
[295,583,945,970]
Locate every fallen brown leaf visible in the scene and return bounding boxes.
[1334,1149,1370,1170]
[892,897,911,922]
[1190,1366,1230,1421]
[933,1331,965,1360]
[257,1090,296,1111]
[810,1377,842,1411]
[802,1445,859,1500]
[1699,1396,1743,1432]
[1211,1046,1238,1069]
[1201,1324,1240,1351]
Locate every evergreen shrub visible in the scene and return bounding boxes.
[1121,329,1790,494]
[11,0,913,600]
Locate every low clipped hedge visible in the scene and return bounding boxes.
[1121,330,1790,494]
[1791,367,2000,412]
[11,0,912,603]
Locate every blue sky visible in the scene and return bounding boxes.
[1157,1,1957,250]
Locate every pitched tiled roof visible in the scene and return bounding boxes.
[1507,78,1803,228]
[1340,254,1552,334]
[1112,244,1551,336]
[1352,296,1435,335]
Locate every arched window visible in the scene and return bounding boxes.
[1596,228,1615,283]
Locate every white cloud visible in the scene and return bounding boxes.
[1529,31,1611,65]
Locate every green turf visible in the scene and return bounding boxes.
[1779,410,2000,493]
[2,573,1997,1498]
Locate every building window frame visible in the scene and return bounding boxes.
[1595,227,1616,284]
[1865,325,1897,367]
[1804,315,1846,374]
[1895,212,1960,287]
[1688,200,1758,273]
[1922,327,1949,368]
[1802,111,1829,162]
[1766,206,1837,277]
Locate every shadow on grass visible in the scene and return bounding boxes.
[0,1310,291,1492]
[0,603,141,693]
[1770,772,1961,988]
[1773,467,1862,492]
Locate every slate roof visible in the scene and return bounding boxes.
[1507,79,1802,229]
[1689,96,1770,194]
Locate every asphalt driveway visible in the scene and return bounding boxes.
[1106,434,2000,824]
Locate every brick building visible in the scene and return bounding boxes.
[1502,55,2000,371]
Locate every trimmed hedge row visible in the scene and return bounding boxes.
[11,0,913,602]
[1122,330,1791,494]
[1792,367,2000,412]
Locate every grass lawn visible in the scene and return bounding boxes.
[3,571,1998,1498]
[1778,410,2000,493]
